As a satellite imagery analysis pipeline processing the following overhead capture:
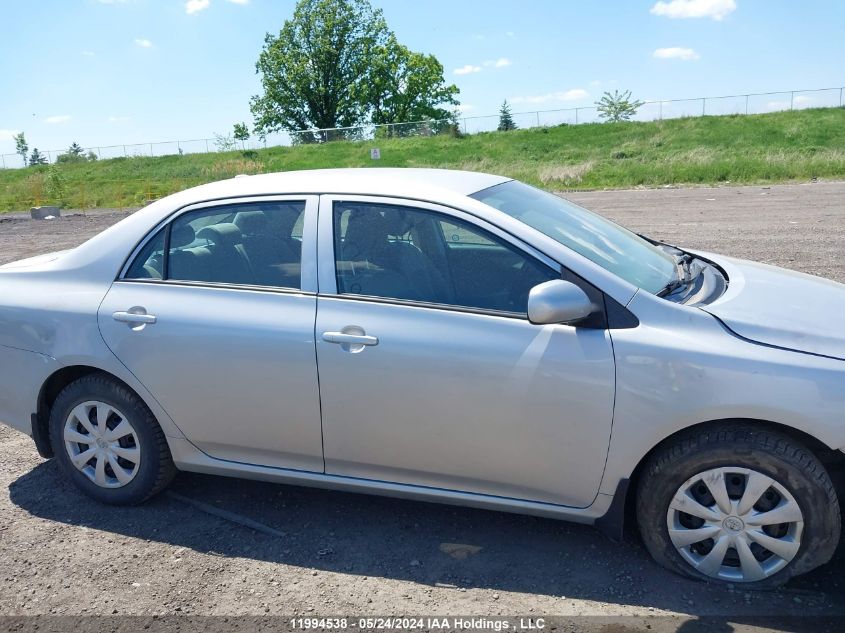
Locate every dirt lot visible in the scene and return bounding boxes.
[0,182,843,626]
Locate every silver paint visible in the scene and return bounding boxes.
[0,168,842,531]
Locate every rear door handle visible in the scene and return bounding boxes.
[322,332,378,346]
[113,310,157,325]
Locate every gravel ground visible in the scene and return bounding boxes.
[0,182,843,626]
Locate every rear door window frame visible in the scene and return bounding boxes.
[118,195,319,294]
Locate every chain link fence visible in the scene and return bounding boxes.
[2,86,843,170]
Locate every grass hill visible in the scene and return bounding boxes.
[1,107,843,212]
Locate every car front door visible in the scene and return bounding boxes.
[98,196,324,472]
[315,196,616,508]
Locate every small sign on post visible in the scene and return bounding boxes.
[370,148,381,160]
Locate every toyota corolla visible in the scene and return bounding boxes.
[0,168,842,586]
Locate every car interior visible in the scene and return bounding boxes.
[334,203,557,313]
[127,202,305,290]
[125,200,557,313]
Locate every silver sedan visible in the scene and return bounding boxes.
[1,168,843,586]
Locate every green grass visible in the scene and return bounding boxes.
[2,107,844,212]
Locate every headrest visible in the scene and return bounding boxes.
[381,208,413,237]
[233,210,268,234]
[170,223,195,248]
[196,223,242,247]
[344,206,412,240]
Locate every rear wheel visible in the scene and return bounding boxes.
[636,424,840,586]
[49,374,176,504]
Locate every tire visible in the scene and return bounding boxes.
[49,373,177,505]
[636,423,840,587]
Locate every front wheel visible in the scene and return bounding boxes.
[636,424,840,587]
[49,373,176,505]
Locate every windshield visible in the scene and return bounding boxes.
[471,180,677,294]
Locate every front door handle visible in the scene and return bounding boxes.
[322,332,378,346]
[113,308,157,326]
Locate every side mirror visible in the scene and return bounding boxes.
[527,280,597,325]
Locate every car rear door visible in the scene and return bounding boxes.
[314,195,616,508]
[98,196,324,472]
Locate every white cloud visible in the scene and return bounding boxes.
[44,115,71,124]
[186,0,210,13]
[0,129,20,141]
[134,38,153,48]
[455,104,475,113]
[650,0,736,20]
[764,100,788,111]
[454,64,481,76]
[82,50,95,56]
[472,34,485,41]
[95,0,129,4]
[653,47,700,60]
[510,88,589,105]
[505,31,514,37]
[483,57,511,68]
[766,96,813,111]
[227,0,249,4]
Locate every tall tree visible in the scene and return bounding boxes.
[13,132,28,167]
[250,0,389,141]
[497,100,517,131]
[368,35,459,134]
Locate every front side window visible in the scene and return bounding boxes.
[125,201,305,290]
[471,180,677,294]
[333,202,558,314]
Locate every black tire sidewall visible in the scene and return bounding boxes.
[637,432,840,587]
[49,375,167,505]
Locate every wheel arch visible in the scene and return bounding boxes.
[611,418,844,540]
[33,365,169,459]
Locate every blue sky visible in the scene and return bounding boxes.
[1,0,843,157]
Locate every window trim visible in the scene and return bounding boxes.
[119,195,319,293]
[318,194,564,321]
[113,277,316,297]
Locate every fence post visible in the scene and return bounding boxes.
[123,145,127,157]
[840,87,843,106]
[97,147,101,159]
[46,150,52,163]
[745,94,749,115]
[790,92,794,110]
[1,154,5,169]
[701,98,705,116]
[205,139,210,153]
[658,101,663,120]
[150,143,154,157]
[575,108,579,124]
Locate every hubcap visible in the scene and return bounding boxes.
[666,466,803,582]
[63,401,141,489]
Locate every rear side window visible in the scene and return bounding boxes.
[124,228,165,279]
[124,201,305,290]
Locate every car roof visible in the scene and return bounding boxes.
[184,168,511,200]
